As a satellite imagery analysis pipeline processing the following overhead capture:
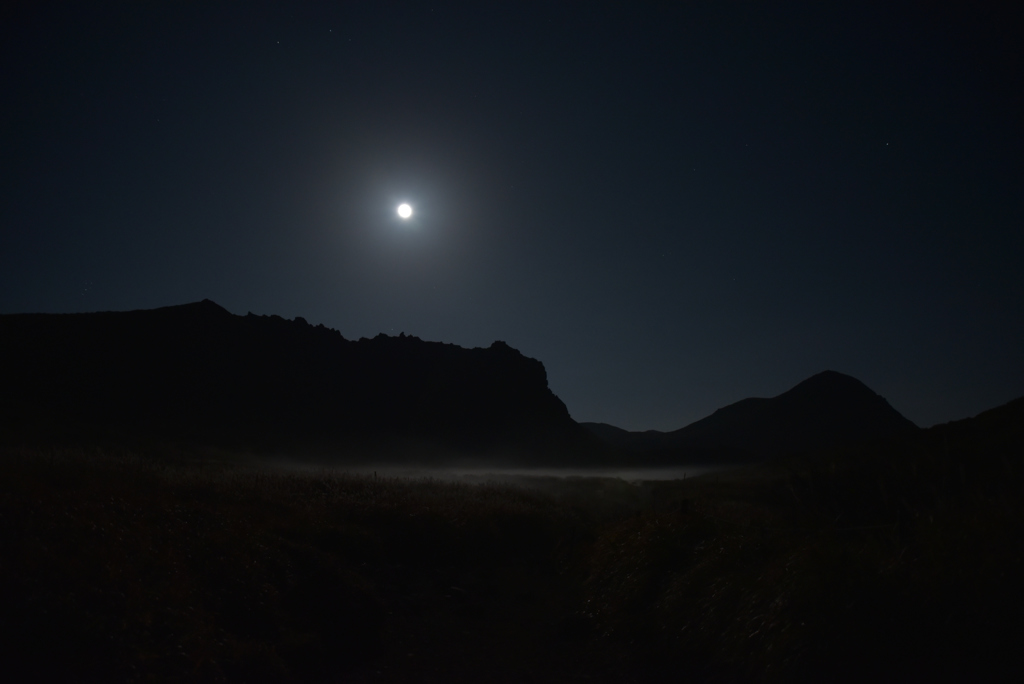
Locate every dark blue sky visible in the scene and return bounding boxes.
[3,2,1022,430]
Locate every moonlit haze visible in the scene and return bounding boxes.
[1,3,1021,432]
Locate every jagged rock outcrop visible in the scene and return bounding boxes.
[0,300,591,459]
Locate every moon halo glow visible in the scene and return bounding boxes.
[397,203,413,219]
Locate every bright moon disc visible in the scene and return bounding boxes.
[397,203,413,219]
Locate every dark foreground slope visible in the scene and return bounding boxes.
[0,395,1021,683]
[0,300,592,461]
[577,394,1024,682]
[584,370,918,462]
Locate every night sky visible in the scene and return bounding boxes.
[2,2,1022,431]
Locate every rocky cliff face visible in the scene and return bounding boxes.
[0,300,589,458]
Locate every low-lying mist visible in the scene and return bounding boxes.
[5,405,1022,684]
[253,459,725,485]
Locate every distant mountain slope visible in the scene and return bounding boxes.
[578,422,667,452]
[668,371,919,453]
[584,371,919,461]
[0,300,593,460]
[924,395,1024,455]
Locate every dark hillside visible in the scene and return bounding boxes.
[584,370,919,463]
[0,301,593,461]
[667,370,919,453]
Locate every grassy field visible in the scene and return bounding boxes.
[1,412,1022,682]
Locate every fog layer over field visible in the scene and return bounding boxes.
[253,460,725,484]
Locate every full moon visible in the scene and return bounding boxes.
[397,203,413,219]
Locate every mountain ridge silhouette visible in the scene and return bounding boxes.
[1,300,926,465]
[582,370,919,461]
[0,300,594,461]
